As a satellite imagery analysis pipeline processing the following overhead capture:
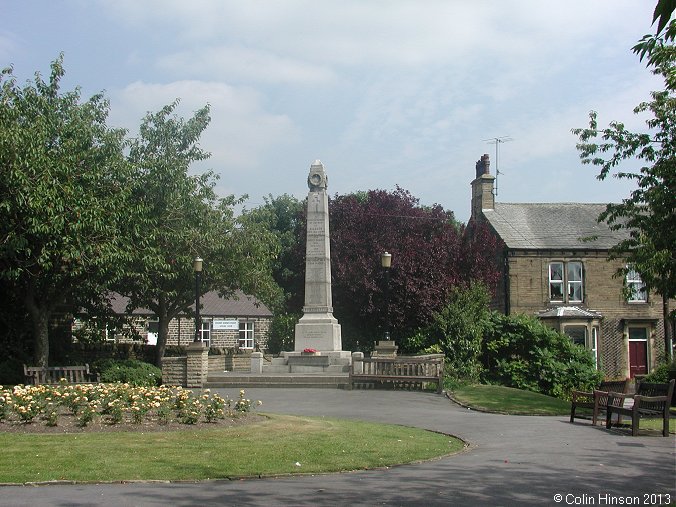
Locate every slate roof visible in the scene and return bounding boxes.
[536,306,603,319]
[109,290,272,318]
[483,203,629,250]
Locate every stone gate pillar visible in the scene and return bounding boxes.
[186,341,208,388]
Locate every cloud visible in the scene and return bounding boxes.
[0,31,19,62]
[108,80,300,179]
[99,0,641,70]
[156,46,336,84]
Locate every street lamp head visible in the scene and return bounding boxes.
[193,257,203,273]
[381,251,392,269]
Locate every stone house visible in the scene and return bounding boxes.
[93,290,272,351]
[471,154,668,379]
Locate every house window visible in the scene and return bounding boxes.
[200,319,211,347]
[626,267,647,302]
[564,325,587,347]
[549,261,583,303]
[147,319,159,346]
[549,262,564,301]
[564,324,598,369]
[239,321,254,349]
[591,326,599,369]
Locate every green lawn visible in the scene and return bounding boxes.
[0,414,464,484]
[450,384,572,415]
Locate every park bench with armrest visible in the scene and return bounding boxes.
[605,379,674,437]
[23,364,100,385]
[570,379,629,425]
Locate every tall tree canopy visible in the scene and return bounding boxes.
[328,188,501,350]
[0,55,131,366]
[118,101,281,365]
[572,12,676,361]
[243,194,305,311]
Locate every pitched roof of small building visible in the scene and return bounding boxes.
[536,306,603,319]
[110,290,272,318]
[483,203,629,250]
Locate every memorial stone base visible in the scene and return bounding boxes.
[294,317,342,352]
[263,349,352,374]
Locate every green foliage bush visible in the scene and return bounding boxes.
[481,313,602,399]
[94,359,161,387]
[266,312,299,354]
[411,283,490,382]
[0,359,23,385]
[643,359,676,383]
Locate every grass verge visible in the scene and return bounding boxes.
[449,384,571,415]
[0,414,464,483]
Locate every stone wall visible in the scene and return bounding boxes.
[161,345,209,388]
[161,356,187,386]
[225,354,253,372]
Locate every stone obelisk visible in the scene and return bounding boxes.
[294,160,342,352]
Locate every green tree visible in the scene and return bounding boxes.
[0,55,131,366]
[245,194,305,310]
[410,283,491,382]
[118,101,281,365]
[572,14,676,361]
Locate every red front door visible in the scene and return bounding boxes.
[629,340,648,378]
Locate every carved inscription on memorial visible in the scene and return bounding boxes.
[306,218,326,236]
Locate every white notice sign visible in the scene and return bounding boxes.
[212,319,239,330]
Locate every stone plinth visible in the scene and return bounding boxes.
[288,355,330,367]
[294,318,342,352]
[287,355,331,373]
[372,340,398,358]
[250,351,264,374]
[352,351,364,374]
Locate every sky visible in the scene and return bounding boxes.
[1,1,664,223]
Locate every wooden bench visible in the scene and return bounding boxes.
[570,379,629,426]
[349,354,444,393]
[23,364,100,385]
[605,379,675,437]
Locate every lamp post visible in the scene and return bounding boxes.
[193,257,203,343]
[381,251,392,340]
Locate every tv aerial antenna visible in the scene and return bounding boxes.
[483,136,512,196]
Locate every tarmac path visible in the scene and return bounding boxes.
[0,388,674,507]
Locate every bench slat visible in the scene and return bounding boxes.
[350,356,444,393]
[23,364,99,385]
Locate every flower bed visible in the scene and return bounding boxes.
[0,382,261,431]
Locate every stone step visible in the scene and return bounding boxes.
[205,374,349,389]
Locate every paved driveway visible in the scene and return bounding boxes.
[1,388,674,506]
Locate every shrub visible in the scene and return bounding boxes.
[0,359,24,385]
[95,359,161,387]
[407,283,490,382]
[266,312,299,354]
[643,359,676,383]
[481,312,602,399]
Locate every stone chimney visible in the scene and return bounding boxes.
[471,153,495,219]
